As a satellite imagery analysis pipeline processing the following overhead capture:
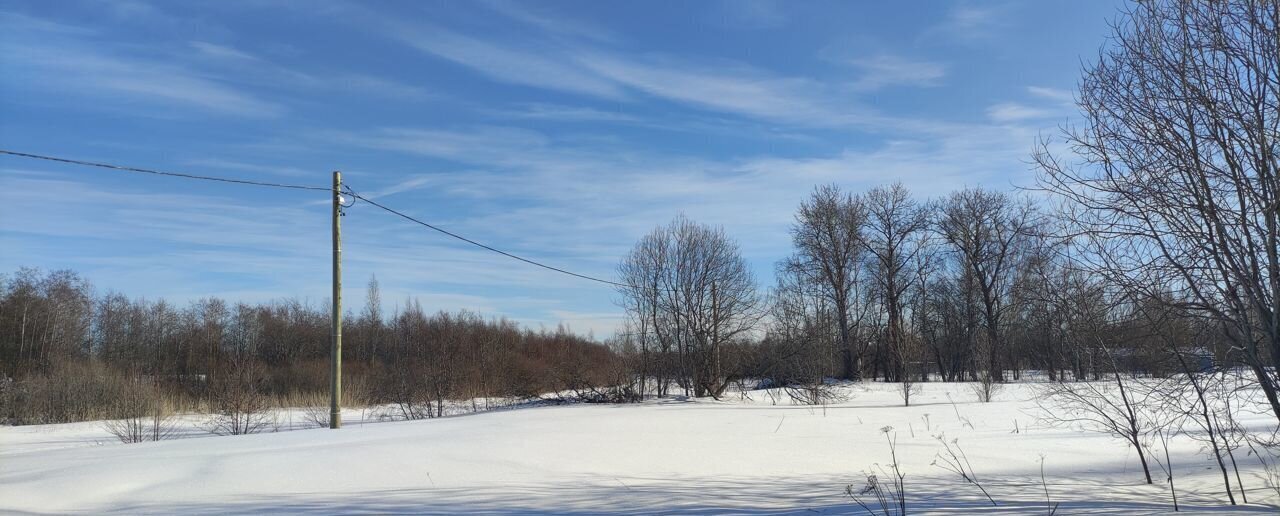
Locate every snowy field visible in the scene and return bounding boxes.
[2,382,1279,515]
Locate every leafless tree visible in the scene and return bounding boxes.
[1148,427,1179,512]
[918,266,979,382]
[1213,379,1251,504]
[618,230,673,396]
[1165,355,1241,505]
[206,355,272,436]
[896,332,923,407]
[787,185,870,379]
[936,188,1038,383]
[355,274,384,363]
[864,183,931,383]
[0,269,92,373]
[1126,290,1250,504]
[102,378,179,443]
[1035,0,1280,422]
[764,268,846,405]
[617,215,762,398]
[1038,348,1161,485]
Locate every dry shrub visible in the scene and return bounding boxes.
[1,362,140,425]
[101,379,180,443]
[263,359,329,396]
[278,372,374,428]
[205,359,274,435]
[971,373,1002,403]
[785,380,849,406]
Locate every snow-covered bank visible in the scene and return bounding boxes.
[2,382,1278,514]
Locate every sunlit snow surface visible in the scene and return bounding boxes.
[3,381,1278,514]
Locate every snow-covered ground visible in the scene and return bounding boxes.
[2,382,1278,514]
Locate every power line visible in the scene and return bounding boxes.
[0,150,331,192]
[0,149,651,292]
[349,191,640,290]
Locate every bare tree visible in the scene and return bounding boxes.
[896,332,923,406]
[864,183,931,384]
[1038,360,1160,484]
[206,356,272,436]
[1148,427,1179,512]
[787,185,869,379]
[618,230,673,396]
[764,269,846,405]
[358,274,384,363]
[936,188,1038,383]
[1035,0,1280,421]
[102,378,178,443]
[918,265,979,382]
[617,215,761,398]
[1166,355,1240,505]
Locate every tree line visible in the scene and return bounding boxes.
[611,184,1235,403]
[0,270,620,425]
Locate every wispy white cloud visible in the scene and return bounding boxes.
[986,102,1052,123]
[329,74,433,100]
[367,12,874,127]
[190,41,259,62]
[187,40,433,101]
[1,16,285,118]
[480,103,820,147]
[180,158,313,177]
[847,55,947,90]
[102,0,191,28]
[0,11,94,36]
[575,53,859,126]
[986,87,1078,123]
[327,126,552,165]
[1027,86,1076,110]
[948,3,1008,37]
[386,20,627,99]
[923,1,1016,44]
[317,115,1043,271]
[359,175,438,200]
[491,103,642,123]
[49,52,285,117]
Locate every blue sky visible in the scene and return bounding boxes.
[0,0,1122,336]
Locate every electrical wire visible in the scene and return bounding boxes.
[0,149,657,292]
[348,191,642,290]
[0,150,331,192]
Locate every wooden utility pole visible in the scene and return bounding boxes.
[330,171,343,429]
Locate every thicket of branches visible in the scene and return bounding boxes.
[1034,0,1278,422]
[0,269,619,425]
